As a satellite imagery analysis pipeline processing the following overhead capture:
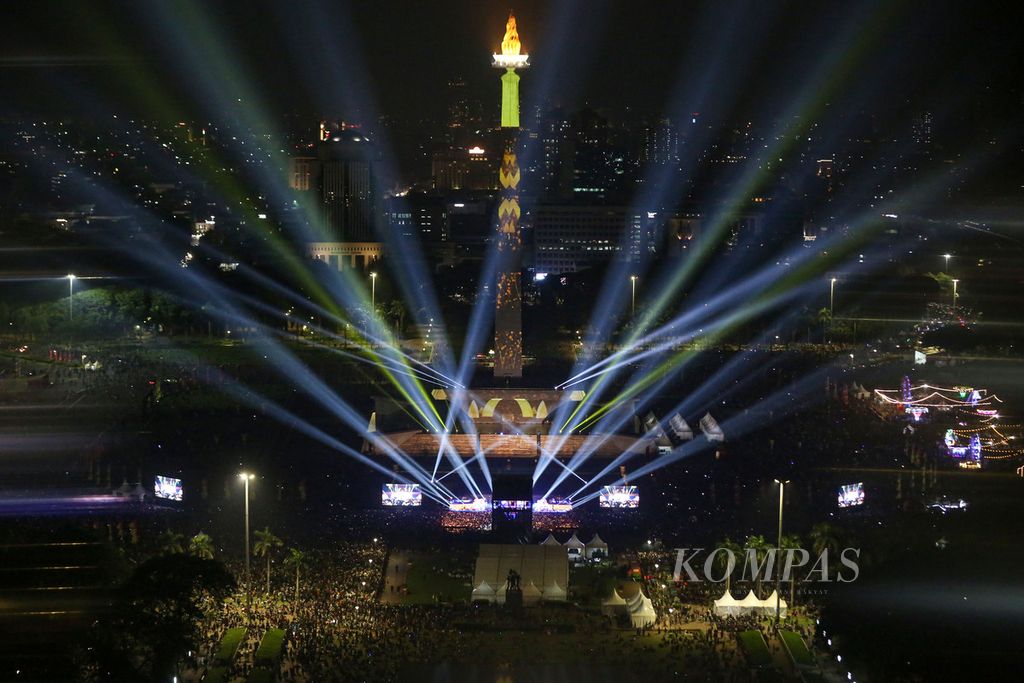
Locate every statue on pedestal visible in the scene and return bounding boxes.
[506,568,521,591]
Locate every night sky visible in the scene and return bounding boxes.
[2,1,1023,130]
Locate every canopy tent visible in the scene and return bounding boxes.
[471,580,496,602]
[585,533,609,559]
[629,593,658,628]
[713,589,787,617]
[713,590,741,617]
[542,581,567,602]
[739,590,762,608]
[601,587,628,615]
[763,590,788,618]
[522,580,542,605]
[541,533,562,546]
[564,533,586,563]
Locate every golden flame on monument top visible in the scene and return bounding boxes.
[493,11,529,68]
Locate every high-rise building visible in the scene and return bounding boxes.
[640,117,679,167]
[431,145,496,191]
[305,126,384,272]
[571,108,615,197]
[492,12,529,379]
[288,156,318,192]
[533,206,633,274]
[912,112,933,146]
[446,77,483,145]
[536,109,574,200]
[316,128,379,242]
[532,206,660,275]
[385,193,449,243]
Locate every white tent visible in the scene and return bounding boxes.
[629,593,658,628]
[541,533,562,546]
[763,590,788,618]
[542,581,567,602]
[522,580,543,606]
[739,590,763,608]
[564,533,585,563]
[714,589,787,617]
[601,587,628,615]
[713,590,741,617]
[585,533,609,560]
[471,580,496,603]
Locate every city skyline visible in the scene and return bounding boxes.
[1,3,1023,682]
[3,1,1023,127]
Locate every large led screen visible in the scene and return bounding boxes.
[382,483,422,506]
[154,475,183,501]
[599,485,639,508]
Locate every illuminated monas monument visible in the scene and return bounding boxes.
[493,12,529,379]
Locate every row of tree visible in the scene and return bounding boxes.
[712,522,846,608]
[158,527,309,601]
[1,286,204,339]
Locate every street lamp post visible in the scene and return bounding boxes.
[370,272,377,310]
[943,254,951,272]
[67,274,76,321]
[952,279,959,309]
[630,275,638,316]
[774,478,789,626]
[829,277,836,315]
[239,472,254,576]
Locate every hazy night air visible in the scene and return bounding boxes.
[1,2,1023,682]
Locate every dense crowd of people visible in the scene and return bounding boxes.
[164,530,834,683]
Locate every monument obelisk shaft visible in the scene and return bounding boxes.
[493,12,528,379]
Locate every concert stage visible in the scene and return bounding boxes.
[366,388,649,459]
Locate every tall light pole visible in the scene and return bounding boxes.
[829,277,837,315]
[67,274,76,321]
[942,253,951,272]
[370,272,377,310]
[630,275,638,316]
[774,478,789,626]
[951,279,959,308]
[239,472,254,576]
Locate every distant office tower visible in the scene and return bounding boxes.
[448,77,470,130]
[532,206,657,274]
[533,206,630,274]
[446,77,483,145]
[305,126,384,272]
[571,108,614,197]
[431,145,496,191]
[317,128,379,242]
[385,193,449,243]
[640,117,679,167]
[492,12,529,379]
[288,156,318,192]
[912,112,933,146]
[816,158,834,197]
[536,109,573,199]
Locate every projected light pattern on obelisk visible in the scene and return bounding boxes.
[493,12,528,379]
